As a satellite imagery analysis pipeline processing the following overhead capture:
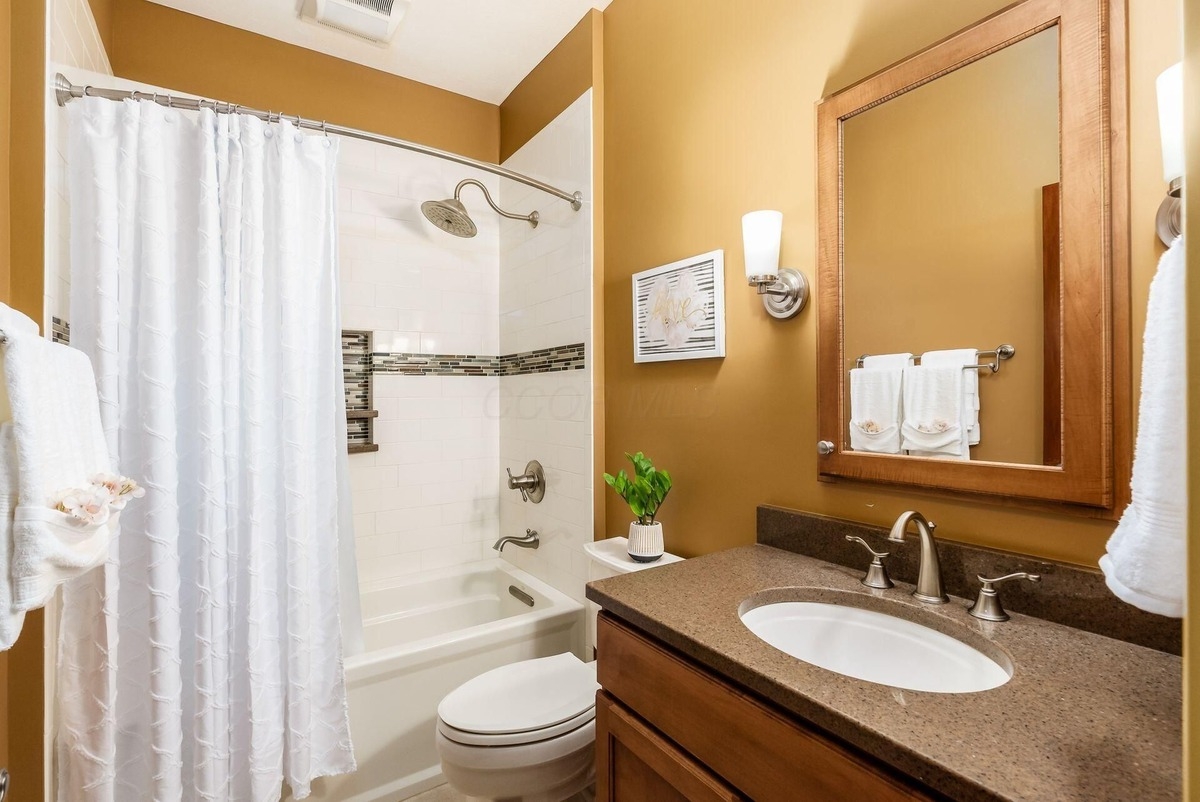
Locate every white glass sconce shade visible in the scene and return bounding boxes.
[1157,62,1183,186]
[741,209,807,319]
[1154,62,1182,245]
[742,210,784,282]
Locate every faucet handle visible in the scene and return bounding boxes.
[506,467,529,502]
[968,572,1041,622]
[845,535,893,590]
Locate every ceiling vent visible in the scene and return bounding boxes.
[312,0,411,44]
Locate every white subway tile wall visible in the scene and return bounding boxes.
[338,140,505,587]
[51,0,112,76]
[497,90,595,606]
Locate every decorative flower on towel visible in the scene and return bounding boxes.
[51,488,112,525]
[915,419,953,434]
[49,474,144,524]
[91,473,146,510]
[645,269,709,349]
[860,420,883,434]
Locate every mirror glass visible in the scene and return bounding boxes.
[841,27,1059,466]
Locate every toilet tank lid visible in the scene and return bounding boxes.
[438,653,600,735]
[584,537,684,574]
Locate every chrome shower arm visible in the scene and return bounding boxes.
[454,179,539,227]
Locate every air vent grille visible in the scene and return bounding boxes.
[311,0,410,44]
[344,0,395,15]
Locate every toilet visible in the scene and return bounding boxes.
[435,537,683,801]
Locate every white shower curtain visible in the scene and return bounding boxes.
[59,97,356,801]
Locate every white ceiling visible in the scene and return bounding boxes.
[146,0,612,105]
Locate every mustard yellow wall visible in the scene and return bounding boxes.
[1183,0,1197,791]
[843,28,1058,465]
[108,0,499,162]
[500,10,598,162]
[602,0,1180,566]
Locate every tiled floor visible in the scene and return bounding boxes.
[406,784,468,801]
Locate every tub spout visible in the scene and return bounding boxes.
[493,529,540,552]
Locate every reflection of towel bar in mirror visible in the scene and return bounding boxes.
[854,344,1015,373]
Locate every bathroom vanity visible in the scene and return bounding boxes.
[594,613,935,801]
[586,514,1181,801]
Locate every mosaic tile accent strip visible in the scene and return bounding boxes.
[51,317,70,345]
[372,342,585,377]
[342,330,376,452]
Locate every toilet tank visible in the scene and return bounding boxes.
[582,537,683,655]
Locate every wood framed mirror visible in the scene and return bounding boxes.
[816,0,1129,511]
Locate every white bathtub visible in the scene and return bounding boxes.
[304,559,585,802]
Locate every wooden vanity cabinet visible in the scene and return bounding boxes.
[594,613,939,802]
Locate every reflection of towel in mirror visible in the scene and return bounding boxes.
[849,369,902,453]
[900,365,969,459]
[848,353,911,454]
[1099,236,1185,617]
[921,349,980,445]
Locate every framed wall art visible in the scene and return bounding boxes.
[632,249,726,363]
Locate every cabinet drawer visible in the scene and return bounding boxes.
[596,613,935,802]
[596,692,744,802]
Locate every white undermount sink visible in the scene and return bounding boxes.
[740,598,1012,694]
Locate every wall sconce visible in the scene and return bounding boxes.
[1155,61,1182,246]
[742,210,808,319]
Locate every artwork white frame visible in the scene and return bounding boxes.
[632,249,726,363]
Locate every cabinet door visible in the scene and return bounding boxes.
[595,692,743,802]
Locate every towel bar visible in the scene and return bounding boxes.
[854,344,1015,373]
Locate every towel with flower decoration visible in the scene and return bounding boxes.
[0,306,139,617]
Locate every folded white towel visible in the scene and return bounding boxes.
[1099,236,1185,617]
[2,332,114,612]
[861,352,913,370]
[901,365,969,459]
[0,425,23,649]
[921,349,980,445]
[849,369,903,453]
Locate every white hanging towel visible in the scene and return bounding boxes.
[900,365,969,459]
[1099,236,1186,617]
[921,348,980,445]
[849,353,912,453]
[0,425,23,649]
[1,325,115,613]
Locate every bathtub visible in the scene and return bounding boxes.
[304,559,585,802]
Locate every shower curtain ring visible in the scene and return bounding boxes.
[321,120,328,136]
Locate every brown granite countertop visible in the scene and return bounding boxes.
[586,544,1182,802]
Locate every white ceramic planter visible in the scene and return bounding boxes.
[627,521,664,563]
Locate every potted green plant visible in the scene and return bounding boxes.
[603,451,672,562]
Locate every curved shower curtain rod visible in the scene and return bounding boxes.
[53,73,585,212]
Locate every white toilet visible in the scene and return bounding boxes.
[435,537,683,802]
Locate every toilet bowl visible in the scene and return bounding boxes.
[435,653,600,802]
[436,537,683,801]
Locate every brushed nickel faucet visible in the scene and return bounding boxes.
[887,511,949,604]
[493,528,540,553]
[506,460,546,503]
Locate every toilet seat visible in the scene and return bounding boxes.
[438,705,596,747]
[437,653,599,747]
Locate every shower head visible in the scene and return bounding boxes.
[422,178,538,239]
[421,197,477,238]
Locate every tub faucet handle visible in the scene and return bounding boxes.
[845,535,893,590]
[968,572,1041,622]
[505,460,546,504]
[506,467,528,502]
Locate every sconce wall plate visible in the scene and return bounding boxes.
[754,268,809,319]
